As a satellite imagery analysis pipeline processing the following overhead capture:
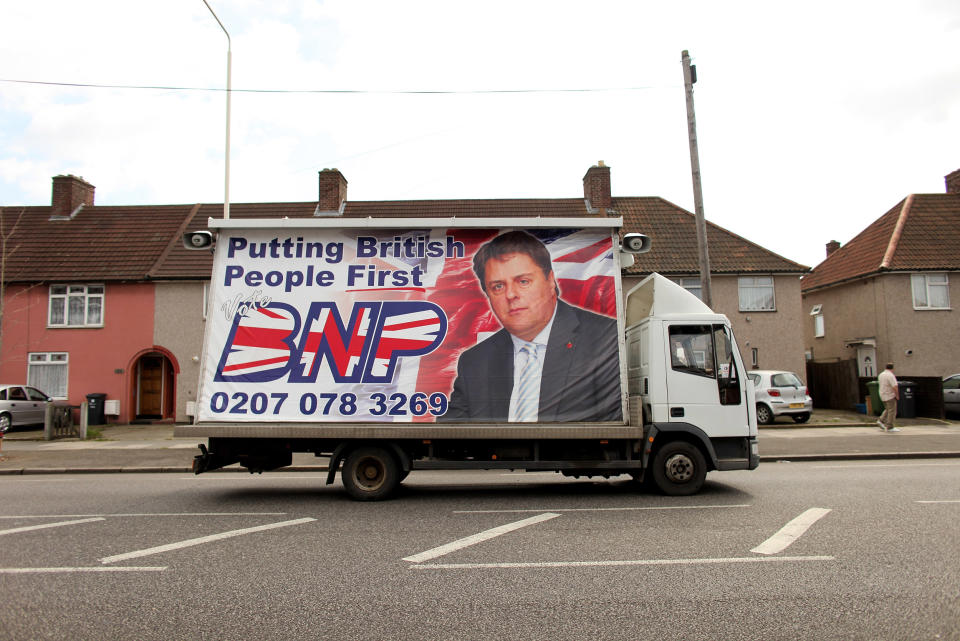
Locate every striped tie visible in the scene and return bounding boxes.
[515,342,539,422]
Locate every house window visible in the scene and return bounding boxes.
[751,347,759,369]
[28,352,69,399]
[675,277,703,300]
[810,304,824,338]
[49,285,104,327]
[738,276,775,311]
[911,273,950,310]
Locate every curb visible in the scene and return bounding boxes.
[759,451,960,462]
[0,465,331,476]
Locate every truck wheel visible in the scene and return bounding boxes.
[341,446,400,501]
[756,404,774,425]
[651,441,707,496]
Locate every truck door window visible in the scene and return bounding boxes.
[668,325,715,378]
[714,325,742,405]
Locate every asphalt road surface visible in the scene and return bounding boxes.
[2,461,958,641]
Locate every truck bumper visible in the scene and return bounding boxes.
[749,437,760,469]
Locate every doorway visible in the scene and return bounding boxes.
[857,346,877,378]
[136,354,174,420]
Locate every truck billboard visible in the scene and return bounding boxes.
[197,225,624,424]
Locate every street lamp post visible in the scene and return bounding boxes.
[202,0,231,219]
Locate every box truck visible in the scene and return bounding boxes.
[175,217,758,499]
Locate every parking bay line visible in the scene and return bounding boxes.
[411,556,835,570]
[751,508,832,555]
[0,517,105,537]
[454,504,751,514]
[0,566,167,575]
[99,517,316,565]
[404,513,561,563]
[0,512,288,519]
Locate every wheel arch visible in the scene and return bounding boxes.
[644,422,718,472]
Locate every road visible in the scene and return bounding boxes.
[1,462,958,641]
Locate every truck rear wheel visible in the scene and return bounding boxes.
[651,441,707,496]
[341,446,400,501]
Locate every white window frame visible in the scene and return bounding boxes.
[48,284,105,327]
[674,277,703,300]
[738,276,776,311]
[814,314,825,338]
[27,352,69,399]
[911,273,950,310]
[810,304,825,338]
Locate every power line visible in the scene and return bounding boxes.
[0,77,674,95]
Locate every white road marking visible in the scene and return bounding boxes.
[0,566,167,574]
[0,513,287,519]
[411,555,835,570]
[404,513,561,563]
[751,508,832,555]
[99,517,316,564]
[916,500,960,504]
[0,517,105,536]
[455,504,750,514]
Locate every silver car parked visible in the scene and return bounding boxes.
[944,374,960,416]
[0,384,52,433]
[747,370,813,425]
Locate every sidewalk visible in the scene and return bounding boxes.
[1,409,958,475]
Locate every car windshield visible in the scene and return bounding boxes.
[771,372,802,387]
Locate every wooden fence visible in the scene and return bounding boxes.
[806,359,945,418]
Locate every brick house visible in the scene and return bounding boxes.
[1,164,807,423]
[801,168,960,382]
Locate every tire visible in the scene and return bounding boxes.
[756,403,774,425]
[792,413,810,424]
[0,412,11,434]
[650,441,707,496]
[341,446,401,501]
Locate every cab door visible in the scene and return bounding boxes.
[664,323,746,437]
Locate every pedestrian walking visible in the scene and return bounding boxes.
[877,363,901,432]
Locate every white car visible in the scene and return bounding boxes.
[747,370,813,425]
[0,384,52,433]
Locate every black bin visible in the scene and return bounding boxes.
[897,381,916,419]
[86,393,107,425]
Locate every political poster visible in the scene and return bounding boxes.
[197,226,623,423]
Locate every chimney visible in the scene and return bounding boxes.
[317,168,348,214]
[51,175,95,218]
[946,168,960,194]
[826,240,841,257]
[583,161,612,213]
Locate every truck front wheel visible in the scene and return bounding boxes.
[341,446,401,501]
[651,441,707,496]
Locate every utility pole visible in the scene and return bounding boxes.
[203,0,231,219]
[682,50,712,307]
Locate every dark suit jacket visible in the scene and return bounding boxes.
[440,300,623,422]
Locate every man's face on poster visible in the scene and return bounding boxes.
[482,252,558,342]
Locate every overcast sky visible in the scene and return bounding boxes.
[2,0,958,269]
